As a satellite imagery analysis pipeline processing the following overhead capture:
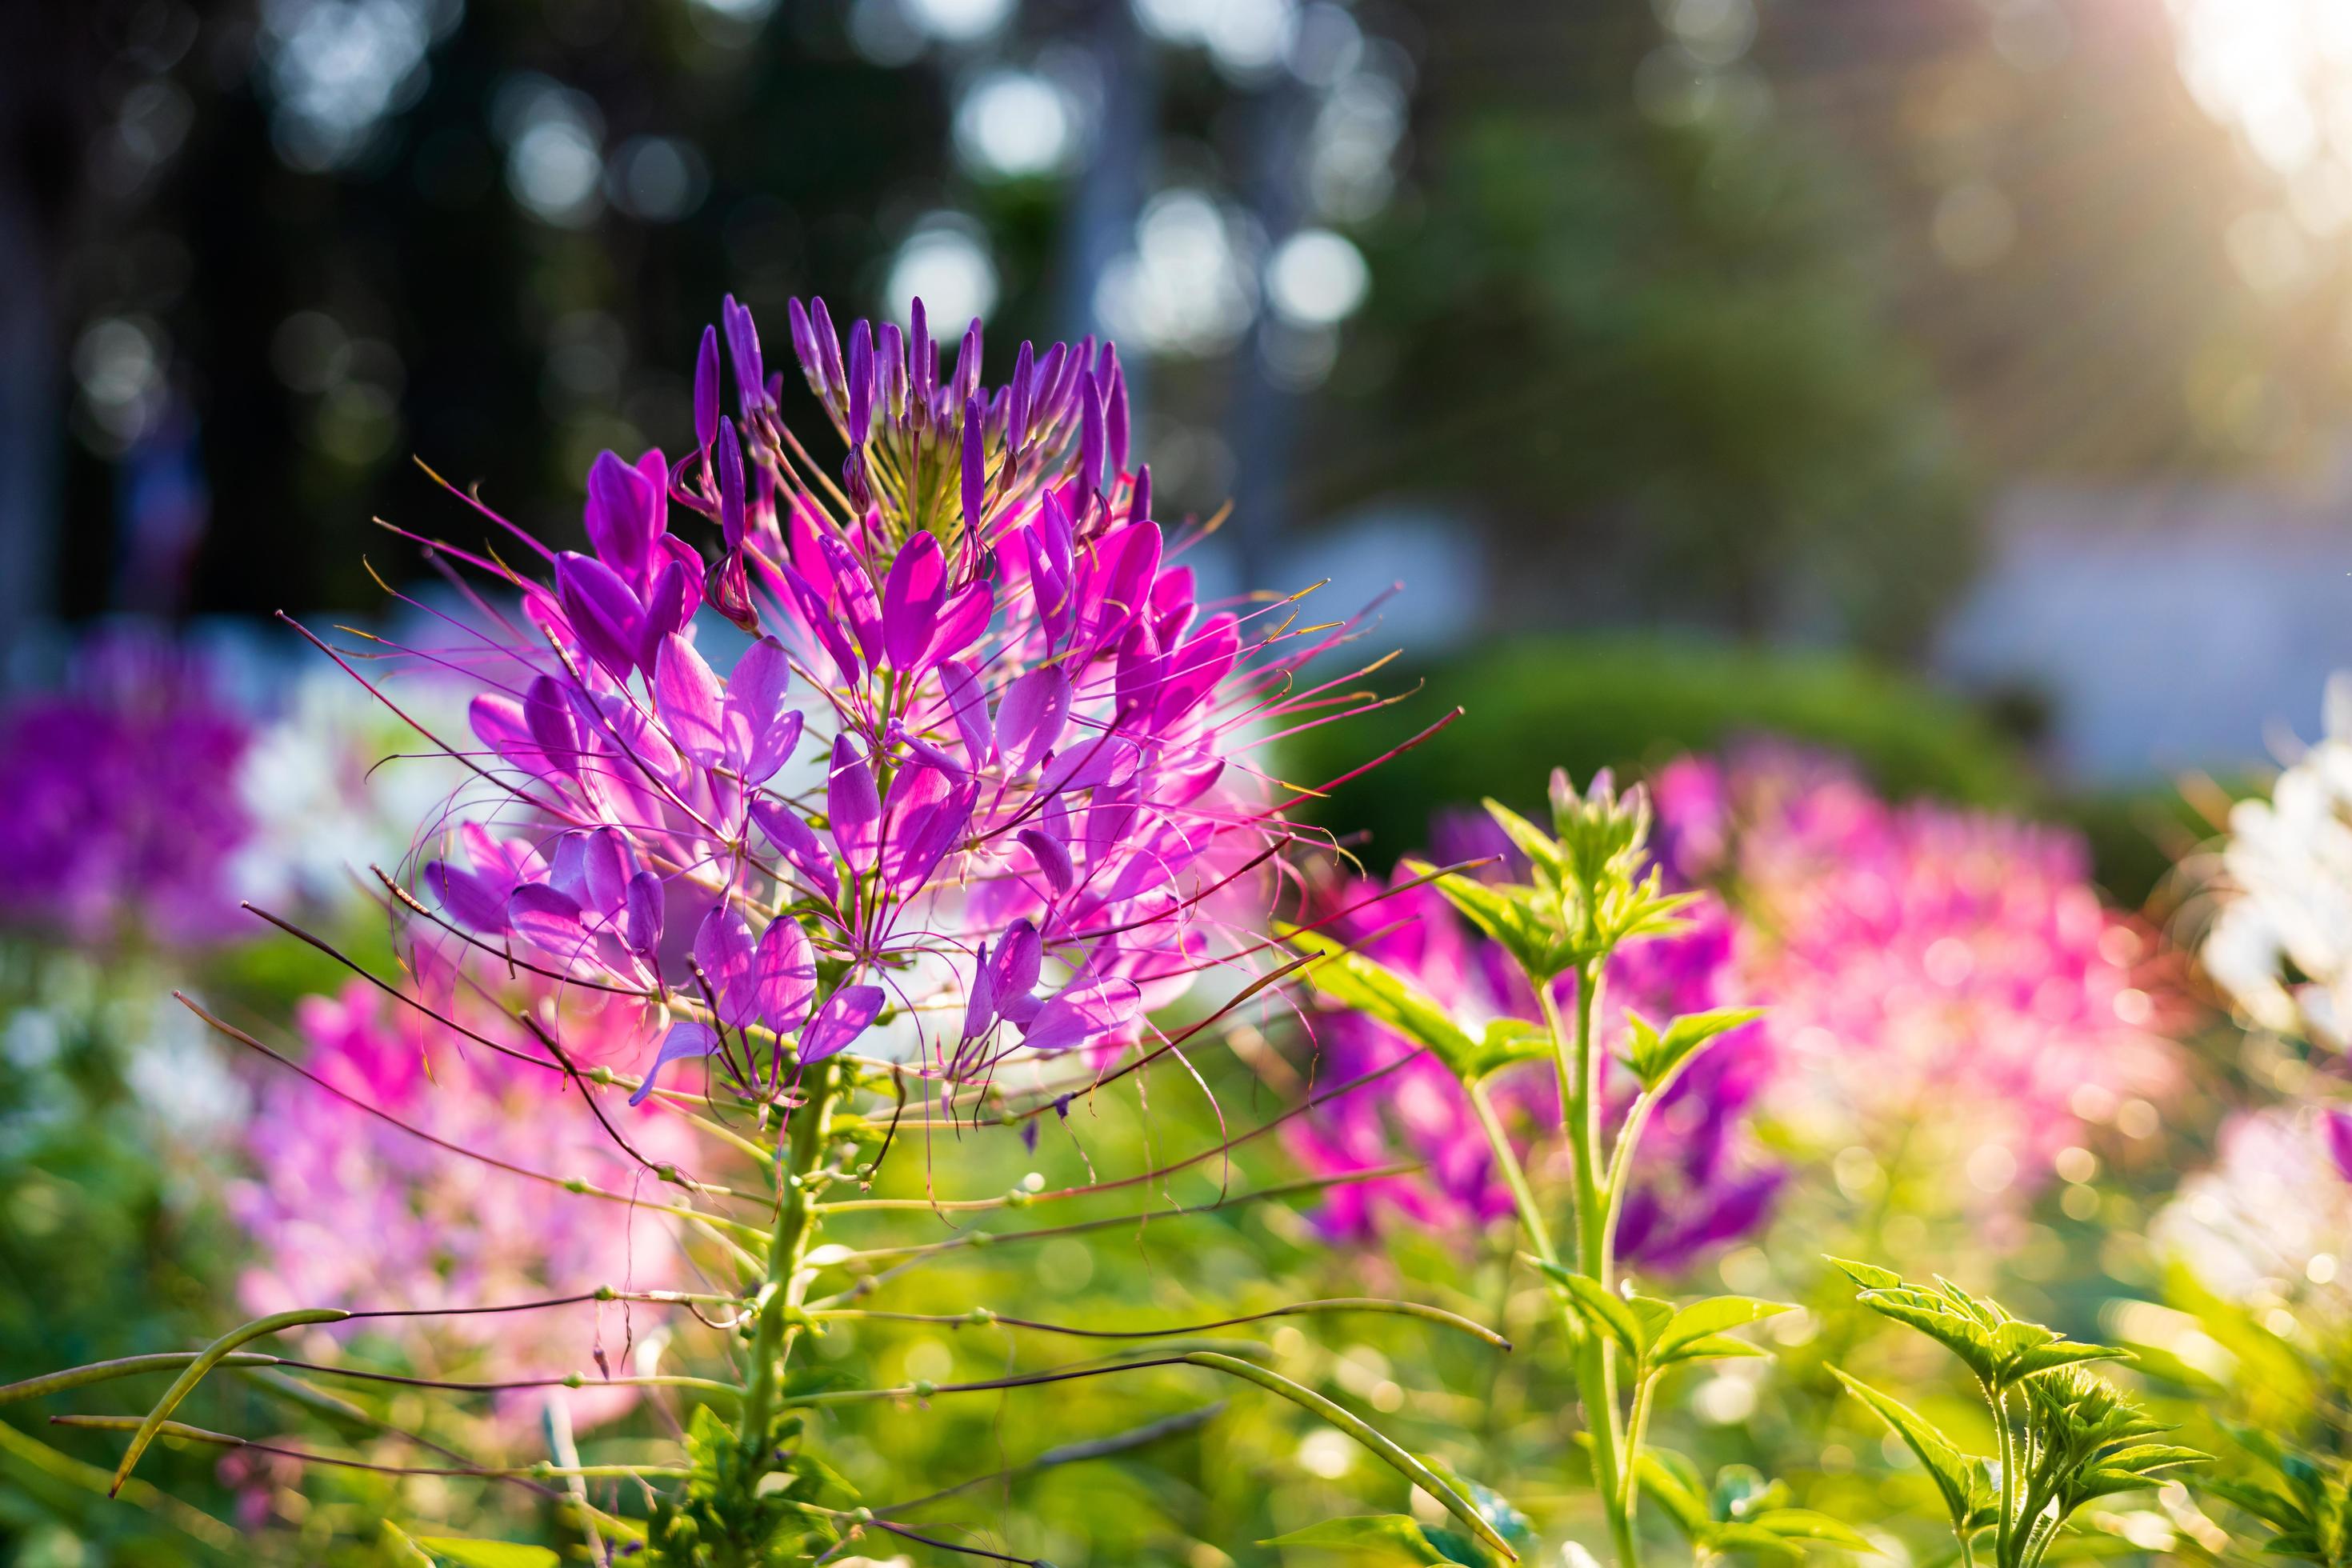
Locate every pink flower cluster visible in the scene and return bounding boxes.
[1653,743,2181,1197]
[1285,838,1779,1273]
[230,978,692,1432]
[388,298,1343,1096]
[0,630,253,947]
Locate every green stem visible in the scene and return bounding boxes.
[1618,1371,1659,1519]
[1466,1078,1556,1264]
[735,1056,841,1458]
[1991,1382,2018,1568]
[1542,967,1640,1568]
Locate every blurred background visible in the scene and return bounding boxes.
[12,5,2352,1563]
[10,0,2352,863]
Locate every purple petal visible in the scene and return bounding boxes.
[693,326,721,450]
[576,826,635,915]
[993,918,1042,1026]
[1078,369,1104,504]
[996,666,1070,774]
[1129,462,1152,526]
[1021,975,1141,1054]
[722,294,764,416]
[470,692,545,775]
[881,533,949,670]
[717,414,746,549]
[750,796,834,889]
[631,1021,720,1106]
[584,450,666,587]
[1007,339,1034,450]
[938,659,994,768]
[656,634,729,768]
[962,394,986,539]
[623,869,664,958]
[1036,734,1138,797]
[910,297,934,406]
[509,882,590,963]
[882,768,974,894]
[827,733,882,870]
[963,939,997,1037]
[800,983,886,1063]
[694,903,759,1030]
[639,558,698,670]
[1102,346,1130,474]
[556,550,649,681]
[425,860,510,934]
[753,915,818,1035]
[847,318,873,438]
[815,532,884,668]
[523,676,583,777]
[724,638,797,780]
[779,561,864,685]
[1019,826,1074,896]
[2330,1110,2352,1186]
[923,581,994,669]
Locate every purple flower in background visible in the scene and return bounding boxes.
[0,630,253,947]
[1285,818,1778,1273]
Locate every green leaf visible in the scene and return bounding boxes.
[1480,798,1563,874]
[1621,1008,1766,1092]
[1658,1334,1774,1366]
[1711,1464,1790,1521]
[1746,1509,1879,1553]
[1281,924,1481,1079]
[1652,1297,1792,1362]
[1829,1367,1989,1536]
[1633,1446,1714,1538]
[414,1540,562,1568]
[1696,1522,1807,1561]
[1416,1454,1534,1558]
[1469,1018,1550,1078]
[1537,1265,1667,1358]
[2206,1479,2310,1532]
[1826,1258,1903,1292]
[1402,861,1570,981]
[1261,1515,1470,1564]
[2098,1444,2209,1475]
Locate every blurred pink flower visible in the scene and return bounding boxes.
[229,979,696,1435]
[1654,743,2182,1201]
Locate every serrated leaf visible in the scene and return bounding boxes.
[1261,1514,1470,1564]
[1621,1008,1766,1092]
[1827,1258,1903,1292]
[2006,1341,2132,1381]
[1653,1297,1793,1361]
[1282,924,1480,1079]
[1830,1368,1988,1535]
[2098,1444,2209,1475]
[414,1540,561,1568]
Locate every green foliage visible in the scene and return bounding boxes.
[1263,1514,1474,1564]
[1636,1451,1875,1561]
[1830,1259,2127,1391]
[2206,1430,2352,1566]
[1620,1007,1765,1093]
[1536,1265,1789,1375]
[1831,1262,2205,1568]
[643,1407,850,1566]
[1282,922,1483,1078]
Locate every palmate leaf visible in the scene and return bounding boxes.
[1260,1515,1478,1565]
[1829,1368,1990,1538]
[1621,1008,1766,1092]
[1827,1258,2126,1388]
[1280,923,1481,1080]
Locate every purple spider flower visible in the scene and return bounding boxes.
[361,297,1374,1101]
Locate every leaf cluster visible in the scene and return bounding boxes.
[1828,1260,2204,1568]
[1637,1454,1877,1562]
[643,1406,854,1566]
[2207,1429,2352,1566]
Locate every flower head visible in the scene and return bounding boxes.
[371,298,1342,1098]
